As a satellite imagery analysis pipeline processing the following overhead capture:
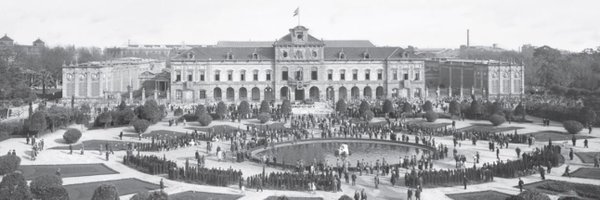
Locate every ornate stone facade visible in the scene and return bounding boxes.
[168,26,426,104]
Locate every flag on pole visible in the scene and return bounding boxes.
[293,7,299,16]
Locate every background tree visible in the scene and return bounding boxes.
[173,108,183,116]
[28,110,47,135]
[96,112,112,129]
[422,100,433,112]
[579,107,597,126]
[402,102,413,114]
[140,100,161,123]
[118,100,127,111]
[91,184,119,200]
[215,101,227,120]
[132,119,151,134]
[238,101,251,118]
[259,100,270,114]
[359,100,370,116]
[449,100,461,117]
[258,112,271,124]
[382,99,393,115]
[0,172,33,200]
[280,99,292,116]
[336,99,347,114]
[514,102,526,120]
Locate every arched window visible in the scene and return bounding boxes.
[339,52,345,59]
[364,52,370,59]
[312,51,318,58]
[282,51,288,58]
[226,52,234,60]
[252,53,258,60]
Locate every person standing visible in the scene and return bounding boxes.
[354,190,360,200]
[594,156,599,168]
[496,147,500,159]
[518,178,524,192]
[160,178,164,191]
[584,139,588,148]
[415,186,421,200]
[462,175,468,190]
[56,168,61,177]
[407,188,413,200]
[351,172,357,186]
[105,151,110,161]
[589,125,593,134]
[374,174,379,189]
[569,148,574,160]
[572,135,577,146]
[119,131,123,140]
[360,188,367,200]
[539,166,546,180]
[69,144,73,154]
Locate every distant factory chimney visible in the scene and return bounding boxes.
[467,29,470,47]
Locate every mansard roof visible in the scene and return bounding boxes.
[323,47,405,60]
[0,34,13,41]
[172,47,274,60]
[274,33,324,45]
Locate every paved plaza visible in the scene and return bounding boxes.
[1,112,599,200]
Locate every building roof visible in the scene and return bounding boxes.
[274,33,324,45]
[215,40,376,48]
[172,47,274,60]
[323,47,404,60]
[0,34,13,41]
[217,41,273,47]
[33,38,44,43]
[323,40,375,48]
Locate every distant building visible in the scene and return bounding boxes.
[168,25,426,104]
[425,58,524,98]
[61,57,166,99]
[0,34,45,59]
[104,44,201,60]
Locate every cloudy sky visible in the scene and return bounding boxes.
[2,0,599,51]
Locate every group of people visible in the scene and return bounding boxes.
[26,135,43,160]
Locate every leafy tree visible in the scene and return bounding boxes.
[579,107,597,126]
[516,190,550,200]
[96,112,113,129]
[338,195,353,200]
[259,100,270,114]
[91,184,119,200]
[336,99,347,114]
[382,99,393,115]
[118,100,127,111]
[359,100,370,116]
[563,120,583,134]
[132,119,151,134]
[62,128,82,144]
[0,172,32,200]
[194,105,207,117]
[73,109,90,125]
[469,100,484,119]
[425,111,438,122]
[489,114,506,126]
[119,109,136,125]
[27,111,47,135]
[140,100,161,123]
[514,102,526,120]
[258,112,270,124]
[449,100,461,117]
[0,154,21,175]
[30,174,63,199]
[198,113,212,126]
[281,99,292,116]
[402,102,413,114]
[41,186,69,200]
[215,101,227,120]
[238,101,251,117]
[422,100,433,112]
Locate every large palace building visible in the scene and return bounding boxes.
[169,26,426,103]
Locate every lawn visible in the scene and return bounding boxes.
[457,124,523,133]
[570,168,600,180]
[407,120,452,129]
[64,178,160,200]
[574,152,600,163]
[50,139,141,151]
[521,179,600,200]
[446,190,512,200]
[246,122,288,130]
[19,163,118,180]
[264,196,323,200]
[169,191,242,200]
[143,129,188,138]
[188,125,241,133]
[529,131,594,141]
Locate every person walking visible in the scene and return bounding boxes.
[354,190,360,200]
[360,188,367,200]
[584,139,588,148]
[518,178,524,192]
[569,148,574,161]
[572,135,577,146]
[407,188,413,200]
[374,174,380,189]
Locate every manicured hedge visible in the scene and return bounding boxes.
[62,128,82,144]
[30,174,63,199]
[0,154,21,175]
[0,172,32,200]
[563,120,583,134]
[424,111,438,122]
[489,114,506,126]
[258,112,270,124]
[91,184,119,200]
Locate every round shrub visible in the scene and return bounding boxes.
[173,108,183,116]
[147,191,168,200]
[132,119,151,134]
[339,195,353,200]
[130,191,150,200]
[198,113,213,126]
[30,174,63,199]
[179,114,199,122]
[62,129,82,144]
[0,154,21,175]
[91,184,119,200]
[488,114,506,126]
[0,172,32,200]
[425,111,439,122]
[382,99,393,114]
[238,101,251,117]
[364,110,375,122]
[43,185,69,200]
[422,100,433,112]
[517,190,550,200]
[563,120,583,134]
[258,112,270,124]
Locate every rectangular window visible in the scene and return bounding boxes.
[176,71,181,82]
[199,90,206,99]
[328,72,333,80]
[282,71,288,81]
[228,72,232,81]
[240,73,245,81]
[393,71,398,80]
[415,72,420,81]
[311,71,318,80]
[403,73,409,80]
[266,72,271,81]
[377,71,382,80]
[176,90,182,100]
[253,72,258,81]
[353,72,357,80]
[340,73,345,80]
[200,71,205,81]
[188,73,193,81]
[215,73,220,81]
[365,73,370,80]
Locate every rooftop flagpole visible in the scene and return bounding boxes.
[294,7,300,26]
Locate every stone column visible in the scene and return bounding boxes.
[154,89,158,100]
[142,88,146,102]
[74,72,79,98]
[87,72,92,98]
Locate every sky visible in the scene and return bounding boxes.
[2,0,599,52]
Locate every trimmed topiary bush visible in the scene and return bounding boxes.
[422,100,433,112]
[281,99,292,116]
[0,154,21,175]
[238,101,251,117]
[216,101,228,120]
[488,114,506,126]
[43,185,70,200]
[62,128,82,144]
[258,112,270,124]
[30,174,63,199]
[259,100,270,114]
[516,190,550,200]
[0,172,33,200]
[364,110,375,122]
[359,100,370,116]
[338,195,353,200]
[132,119,151,134]
[424,111,438,122]
[336,99,347,114]
[449,100,461,117]
[91,184,119,200]
[563,120,584,134]
[382,99,393,114]
[198,113,213,126]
